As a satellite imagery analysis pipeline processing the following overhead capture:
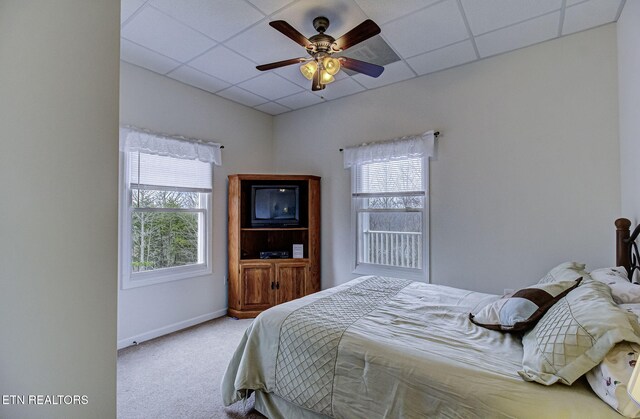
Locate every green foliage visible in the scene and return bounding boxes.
[131,189,202,272]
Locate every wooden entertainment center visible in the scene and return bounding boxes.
[227,174,320,318]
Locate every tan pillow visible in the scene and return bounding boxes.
[537,261,588,284]
[519,280,640,385]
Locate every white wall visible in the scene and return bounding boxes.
[618,2,640,223]
[0,1,119,418]
[118,63,273,347]
[274,25,620,294]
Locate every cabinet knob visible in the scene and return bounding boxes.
[271,281,275,290]
[276,282,280,290]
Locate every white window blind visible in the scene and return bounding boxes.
[355,157,424,197]
[129,152,212,193]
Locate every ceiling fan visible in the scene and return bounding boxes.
[256,16,384,91]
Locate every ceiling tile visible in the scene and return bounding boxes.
[276,91,324,109]
[314,77,365,101]
[354,0,440,25]
[406,40,476,75]
[271,0,369,40]
[121,6,217,62]
[332,70,349,81]
[382,0,468,58]
[167,66,231,93]
[255,102,291,115]
[247,0,297,16]
[224,19,306,64]
[150,0,264,42]
[562,0,621,35]
[237,73,304,100]
[475,11,560,58]
[566,0,588,5]
[189,46,261,84]
[120,39,181,74]
[121,0,147,23]
[217,86,269,107]
[460,0,562,35]
[352,61,414,88]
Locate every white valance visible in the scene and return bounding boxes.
[343,131,435,169]
[120,126,222,166]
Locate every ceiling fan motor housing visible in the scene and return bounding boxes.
[312,16,330,33]
[308,34,335,55]
[308,17,335,55]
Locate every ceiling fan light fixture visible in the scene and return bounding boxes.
[323,57,341,76]
[300,61,317,80]
[320,70,335,84]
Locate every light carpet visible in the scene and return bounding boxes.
[117,316,265,419]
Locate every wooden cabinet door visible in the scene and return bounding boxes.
[276,262,307,305]
[240,262,274,310]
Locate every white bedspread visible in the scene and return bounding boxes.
[222,276,620,418]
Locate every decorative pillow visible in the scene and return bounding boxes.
[519,280,640,385]
[591,267,640,304]
[469,279,582,332]
[586,341,640,418]
[537,261,589,284]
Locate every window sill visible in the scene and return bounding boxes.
[121,263,211,289]
[353,263,427,282]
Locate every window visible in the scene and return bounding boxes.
[119,127,221,288]
[345,132,434,281]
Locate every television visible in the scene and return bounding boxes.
[251,185,300,227]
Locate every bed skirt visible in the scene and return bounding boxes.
[255,391,330,419]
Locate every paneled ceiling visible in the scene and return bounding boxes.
[121,0,626,115]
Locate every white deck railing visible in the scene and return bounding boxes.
[362,230,422,268]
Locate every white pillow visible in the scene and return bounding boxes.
[537,261,588,284]
[586,341,640,418]
[591,267,640,304]
[469,279,582,332]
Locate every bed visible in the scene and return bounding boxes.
[222,219,640,418]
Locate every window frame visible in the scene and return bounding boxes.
[350,156,429,282]
[118,151,213,289]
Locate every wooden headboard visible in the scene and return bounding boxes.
[616,218,640,279]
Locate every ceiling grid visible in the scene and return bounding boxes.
[120,0,625,115]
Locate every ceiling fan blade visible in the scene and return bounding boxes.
[340,57,384,78]
[311,70,325,91]
[269,20,311,48]
[256,57,307,71]
[332,19,381,51]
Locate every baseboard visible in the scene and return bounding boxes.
[117,308,228,350]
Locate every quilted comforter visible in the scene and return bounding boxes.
[221,276,619,418]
